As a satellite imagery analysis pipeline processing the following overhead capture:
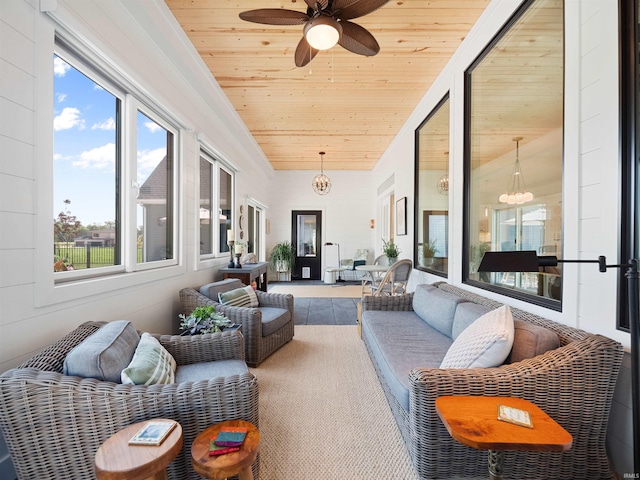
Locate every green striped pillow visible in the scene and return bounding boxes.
[121,333,176,385]
[218,285,259,308]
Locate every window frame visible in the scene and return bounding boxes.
[462,0,565,310]
[36,26,186,307]
[414,93,450,278]
[197,148,236,263]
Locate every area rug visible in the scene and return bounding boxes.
[268,284,362,298]
[250,325,418,479]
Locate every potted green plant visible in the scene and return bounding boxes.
[382,238,401,264]
[179,305,233,335]
[420,239,439,266]
[269,241,296,280]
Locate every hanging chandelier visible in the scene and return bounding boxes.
[312,151,331,195]
[437,174,449,195]
[498,136,533,205]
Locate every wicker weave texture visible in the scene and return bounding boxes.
[362,283,623,480]
[179,287,295,367]
[0,322,259,480]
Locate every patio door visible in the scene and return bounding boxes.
[291,210,322,280]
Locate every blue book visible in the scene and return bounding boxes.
[214,427,247,447]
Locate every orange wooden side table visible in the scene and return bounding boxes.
[435,396,572,480]
[191,419,260,480]
[94,419,183,480]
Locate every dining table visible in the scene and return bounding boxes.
[355,264,389,297]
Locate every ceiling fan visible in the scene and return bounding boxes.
[239,0,390,67]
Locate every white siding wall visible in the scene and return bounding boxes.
[373,0,633,475]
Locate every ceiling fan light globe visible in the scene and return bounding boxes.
[304,17,342,50]
[499,193,508,203]
[507,194,516,205]
[523,191,534,202]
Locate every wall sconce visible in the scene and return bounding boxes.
[370,219,375,229]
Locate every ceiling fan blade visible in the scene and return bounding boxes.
[333,0,390,20]
[239,9,309,26]
[304,0,329,11]
[338,20,380,56]
[295,36,319,67]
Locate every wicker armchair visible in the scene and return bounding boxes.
[362,283,624,480]
[0,321,259,480]
[180,281,294,367]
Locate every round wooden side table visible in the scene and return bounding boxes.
[191,419,259,480]
[94,419,183,480]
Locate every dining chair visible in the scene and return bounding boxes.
[370,259,413,297]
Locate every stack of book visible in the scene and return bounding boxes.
[209,426,248,456]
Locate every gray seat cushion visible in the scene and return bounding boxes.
[63,320,139,383]
[175,359,249,382]
[260,307,291,336]
[362,310,452,412]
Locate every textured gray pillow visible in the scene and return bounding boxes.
[63,320,139,382]
[199,279,243,300]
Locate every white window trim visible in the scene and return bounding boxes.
[35,16,186,307]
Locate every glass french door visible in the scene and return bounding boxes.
[291,210,322,280]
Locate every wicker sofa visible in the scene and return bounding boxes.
[180,279,294,367]
[0,321,259,480]
[361,282,624,480]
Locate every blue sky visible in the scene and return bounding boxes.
[53,55,166,227]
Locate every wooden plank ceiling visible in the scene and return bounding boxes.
[165,0,492,171]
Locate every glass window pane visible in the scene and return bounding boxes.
[296,215,317,257]
[53,54,119,272]
[466,0,564,304]
[136,110,173,263]
[199,156,213,255]
[415,96,450,276]
[219,167,232,253]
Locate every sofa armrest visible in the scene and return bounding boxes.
[362,292,414,312]
[154,330,245,364]
[408,333,623,477]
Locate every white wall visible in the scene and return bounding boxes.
[0,0,275,372]
[373,0,633,474]
[266,170,375,279]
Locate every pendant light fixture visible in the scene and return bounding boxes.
[499,136,533,205]
[312,151,331,195]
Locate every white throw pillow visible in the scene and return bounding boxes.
[440,305,514,369]
[121,333,176,385]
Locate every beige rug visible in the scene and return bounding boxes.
[250,325,418,479]
[268,284,362,298]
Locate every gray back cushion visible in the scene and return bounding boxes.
[200,278,243,300]
[412,284,468,338]
[507,319,560,363]
[452,302,493,340]
[63,320,139,383]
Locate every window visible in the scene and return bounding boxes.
[198,150,234,260]
[53,39,179,280]
[464,0,564,308]
[414,95,450,276]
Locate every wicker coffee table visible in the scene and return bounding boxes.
[191,419,260,480]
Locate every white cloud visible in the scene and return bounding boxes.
[54,107,85,131]
[137,147,166,181]
[91,117,116,131]
[53,153,62,161]
[73,143,116,170]
[53,57,70,77]
[57,93,67,103]
[144,121,163,133]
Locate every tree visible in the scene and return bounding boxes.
[54,210,81,243]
